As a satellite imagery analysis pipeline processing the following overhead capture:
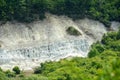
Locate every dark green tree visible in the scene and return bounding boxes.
[13,66,20,74]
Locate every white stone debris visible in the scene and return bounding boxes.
[0,13,119,70]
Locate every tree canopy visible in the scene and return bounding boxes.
[0,0,120,26]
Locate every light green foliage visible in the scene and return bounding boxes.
[20,75,48,80]
[89,31,120,58]
[0,71,8,80]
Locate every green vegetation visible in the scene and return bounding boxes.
[89,30,120,58]
[34,66,42,74]
[0,29,120,80]
[5,70,16,78]
[0,0,120,27]
[13,66,20,74]
[66,26,81,36]
[0,1,120,80]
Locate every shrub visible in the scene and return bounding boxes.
[19,74,25,77]
[117,29,120,40]
[12,66,20,74]
[66,26,81,36]
[5,70,16,77]
[0,67,2,72]
[0,72,8,80]
[88,42,104,58]
[34,67,42,74]
[88,48,99,58]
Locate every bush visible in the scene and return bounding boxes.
[0,67,2,72]
[13,66,20,74]
[88,42,104,58]
[117,29,120,40]
[19,74,25,77]
[0,72,8,80]
[21,75,48,80]
[66,26,81,36]
[5,70,16,77]
[88,48,99,58]
[34,67,42,74]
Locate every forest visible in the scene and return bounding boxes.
[0,0,120,27]
[0,29,120,80]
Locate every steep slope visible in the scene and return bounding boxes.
[0,14,119,70]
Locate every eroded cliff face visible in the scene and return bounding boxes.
[0,14,119,70]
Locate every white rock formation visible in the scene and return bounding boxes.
[0,13,118,70]
[111,21,120,31]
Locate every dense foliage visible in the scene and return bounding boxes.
[89,30,120,57]
[12,66,21,74]
[0,0,120,26]
[0,30,120,80]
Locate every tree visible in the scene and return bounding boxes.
[117,29,120,39]
[13,66,20,74]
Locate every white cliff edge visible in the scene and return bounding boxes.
[0,14,119,70]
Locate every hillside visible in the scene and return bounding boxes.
[0,0,120,80]
[0,27,120,80]
[0,14,114,70]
